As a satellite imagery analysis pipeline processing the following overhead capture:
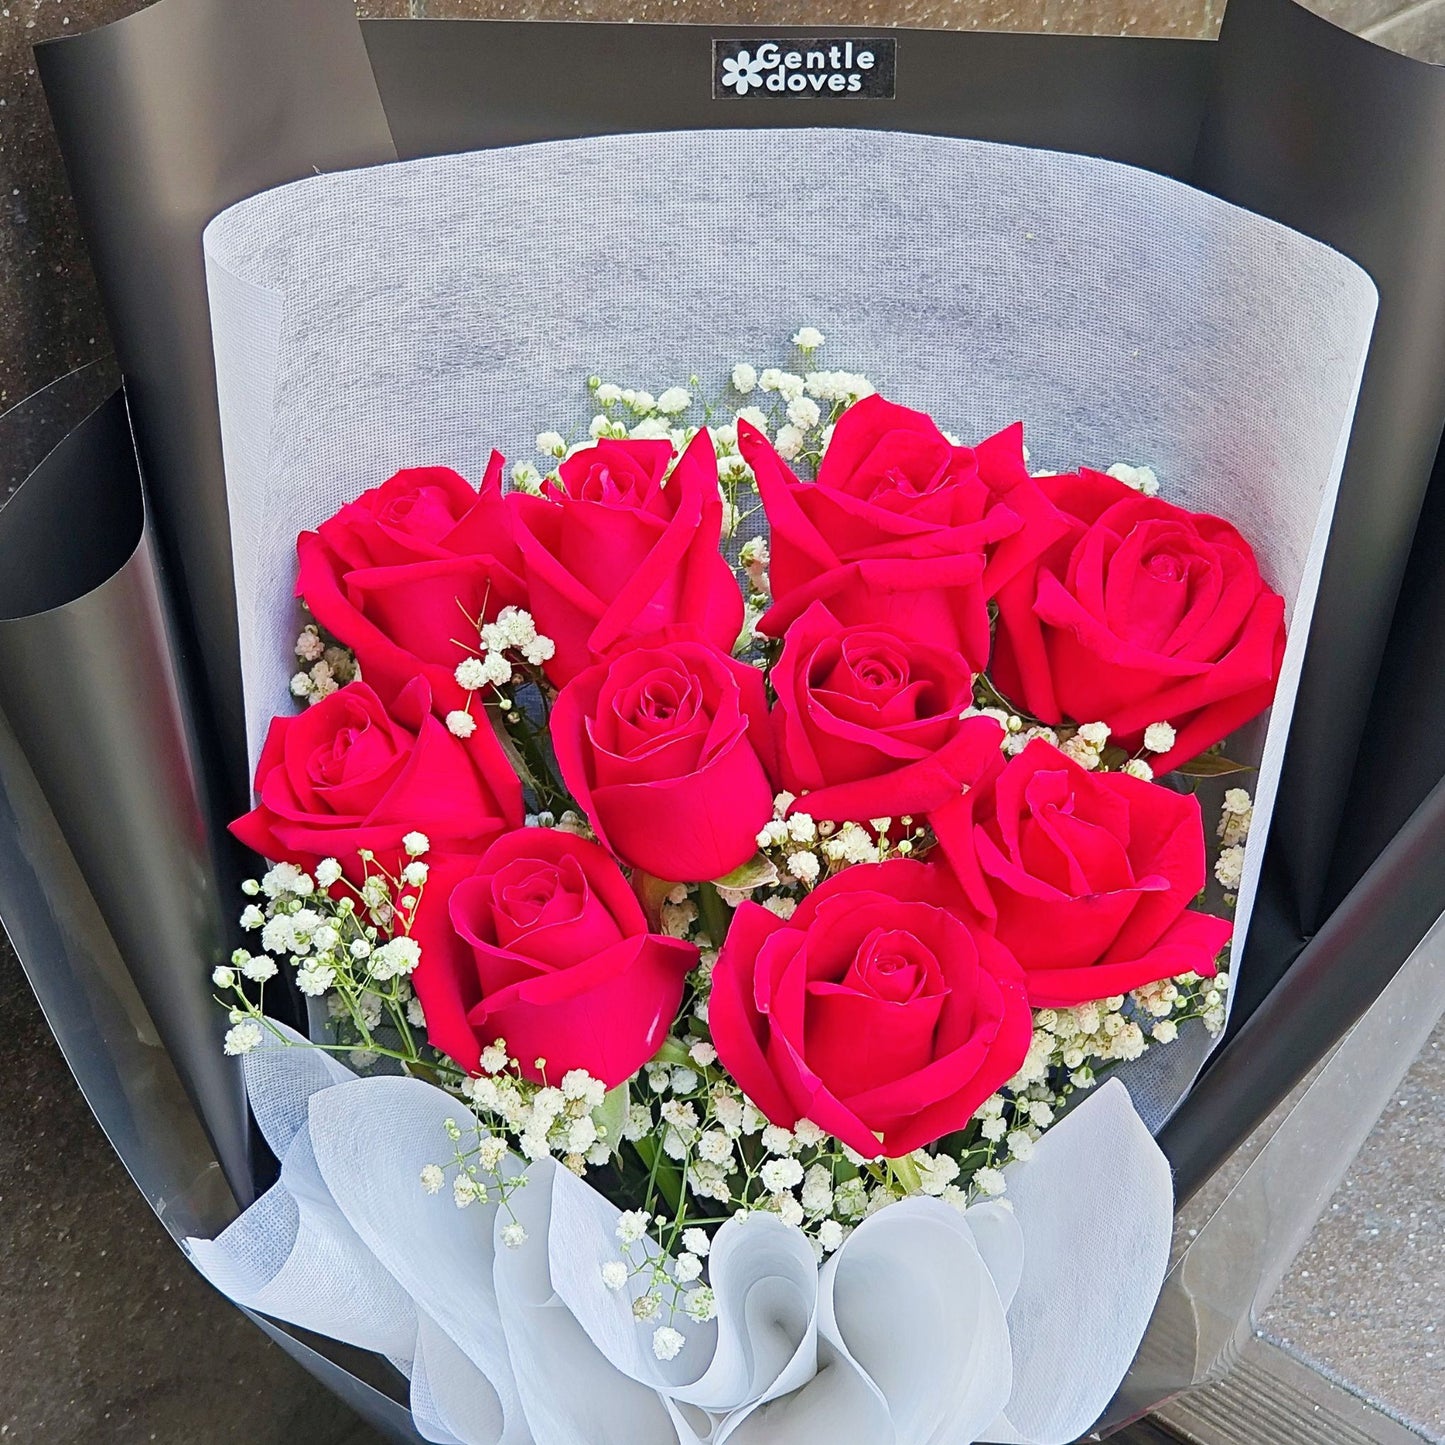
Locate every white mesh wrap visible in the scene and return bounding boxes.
[189,1030,1171,1445]
[195,130,1376,1440]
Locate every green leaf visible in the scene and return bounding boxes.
[651,1036,694,1069]
[711,854,779,891]
[1175,752,1256,778]
[593,1082,630,1159]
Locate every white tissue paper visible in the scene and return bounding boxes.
[189,1025,1171,1445]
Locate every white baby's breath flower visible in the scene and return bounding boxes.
[616,1210,652,1245]
[759,1157,804,1192]
[735,405,768,434]
[761,1124,795,1156]
[1143,722,1177,755]
[501,1223,527,1249]
[510,460,542,493]
[792,1118,825,1148]
[595,383,623,404]
[682,1227,711,1258]
[801,1164,834,1213]
[792,326,826,351]
[731,362,758,394]
[241,954,278,983]
[296,964,336,997]
[419,1164,445,1195]
[1219,788,1254,846]
[973,1167,1006,1199]
[774,424,806,461]
[295,628,326,662]
[1006,1130,1035,1162]
[774,1193,805,1228]
[260,916,294,954]
[1076,721,1110,748]
[223,1019,264,1056]
[653,1326,686,1361]
[684,1286,718,1322]
[818,1219,845,1253]
[1151,1019,1179,1044]
[536,430,567,457]
[403,831,430,857]
[1122,758,1154,781]
[600,1260,629,1291]
[454,657,487,691]
[1215,844,1246,891]
[212,966,236,989]
[786,396,821,430]
[674,1251,703,1283]
[370,936,422,980]
[785,851,820,885]
[1106,461,1161,496]
[656,386,692,415]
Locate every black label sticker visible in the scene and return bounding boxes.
[713,37,897,100]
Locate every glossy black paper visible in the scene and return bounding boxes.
[0,375,247,1216]
[36,0,398,812]
[10,0,1445,1435]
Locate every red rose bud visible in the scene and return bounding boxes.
[428,828,696,1084]
[932,738,1231,1005]
[770,599,1004,822]
[510,431,744,686]
[551,638,775,884]
[297,454,528,718]
[990,470,1286,773]
[709,859,1033,1158]
[740,395,1068,673]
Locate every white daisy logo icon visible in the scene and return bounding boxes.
[720,50,767,95]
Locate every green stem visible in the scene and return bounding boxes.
[696,881,732,948]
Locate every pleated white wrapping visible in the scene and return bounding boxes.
[189,1026,1172,1445]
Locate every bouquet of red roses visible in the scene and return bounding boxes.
[186,128,1376,1445]
[198,342,1275,1445]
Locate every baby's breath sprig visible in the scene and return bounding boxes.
[216,840,450,1076]
[750,792,928,891]
[290,621,359,706]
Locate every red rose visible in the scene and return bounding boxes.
[739,396,1067,671]
[297,456,528,717]
[230,677,521,875]
[709,860,1032,1157]
[313,458,521,571]
[433,828,696,1084]
[230,678,525,1023]
[551,638,774,884]
[770,600,1004,822]
[990,471,1286,773]
[510,432,744,686]
[932,739,1230,1005]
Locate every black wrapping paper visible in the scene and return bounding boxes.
[36,0,397,810]
[0,375,247,1213]
[1194,0,1445,1019]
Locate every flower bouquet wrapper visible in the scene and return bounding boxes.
[202,124,1375,1129]
[3,0,1445,1440]
[193,113,1369,1445]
